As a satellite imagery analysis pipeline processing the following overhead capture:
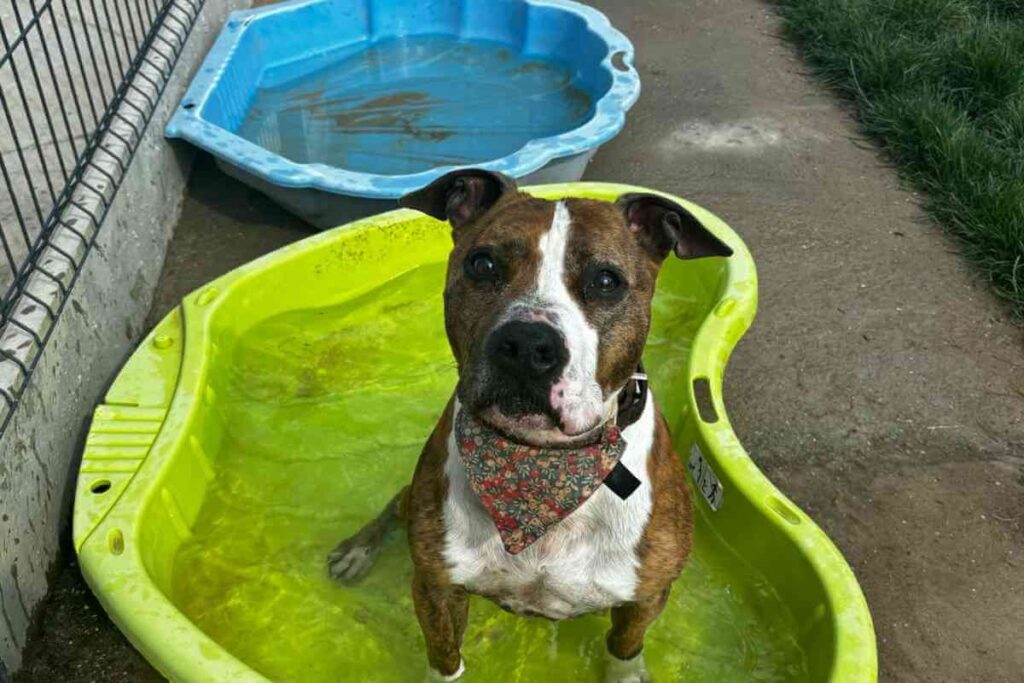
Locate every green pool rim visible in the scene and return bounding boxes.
[72,182,877,682]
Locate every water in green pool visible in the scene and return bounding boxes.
[172,262,807,682]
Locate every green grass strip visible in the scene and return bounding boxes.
[779,0,1024,316]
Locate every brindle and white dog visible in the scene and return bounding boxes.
[328,169,732,681]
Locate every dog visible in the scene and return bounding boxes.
[328,169,732,681]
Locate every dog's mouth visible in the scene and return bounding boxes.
[473,404,607,448]
[456,355,611,448]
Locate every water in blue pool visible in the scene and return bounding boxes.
[237,35,595,175]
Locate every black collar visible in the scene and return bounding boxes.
[615,364,648,430]
[605,365,647,501]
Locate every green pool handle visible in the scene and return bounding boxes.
[73,183,877,682]
[75,306,184,556]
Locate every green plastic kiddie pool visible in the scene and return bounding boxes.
[73,183,876,682]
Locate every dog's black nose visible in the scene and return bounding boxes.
[488,321,567,379]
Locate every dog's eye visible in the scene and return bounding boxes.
[465,249,500,282]
[583,266,626,302]
[593,270,620,293]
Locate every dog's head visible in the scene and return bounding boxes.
[401,169,732,446]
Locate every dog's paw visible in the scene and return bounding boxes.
[427,659,465,681]
[604,652,651,683]
[327,536,380,583]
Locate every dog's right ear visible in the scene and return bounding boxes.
[399,169,517,232]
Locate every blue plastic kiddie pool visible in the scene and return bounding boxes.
[165,0,640,226]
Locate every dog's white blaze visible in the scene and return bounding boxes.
[533,201,604,433]
[442,395,656,620]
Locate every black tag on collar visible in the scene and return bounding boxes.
[603,461,641,500]
[605,364,648,500]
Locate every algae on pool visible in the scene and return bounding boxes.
[170,260,808,682]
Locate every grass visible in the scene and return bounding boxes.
[778,0,1024,317]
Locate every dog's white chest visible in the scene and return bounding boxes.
[442,397,655,620]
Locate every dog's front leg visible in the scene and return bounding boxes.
[413,571,469,680]
[605,587,670,682]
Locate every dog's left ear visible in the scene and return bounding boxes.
[617,193,733,262]
[399,169,517,231]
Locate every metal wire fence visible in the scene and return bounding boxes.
[0,0,203,431]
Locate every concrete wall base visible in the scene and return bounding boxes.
[0,0,249,672]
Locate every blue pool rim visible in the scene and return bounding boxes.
[164,0,641,199]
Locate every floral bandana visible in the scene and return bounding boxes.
[455,409,629,554]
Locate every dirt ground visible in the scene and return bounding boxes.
[13,0,1024,681]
